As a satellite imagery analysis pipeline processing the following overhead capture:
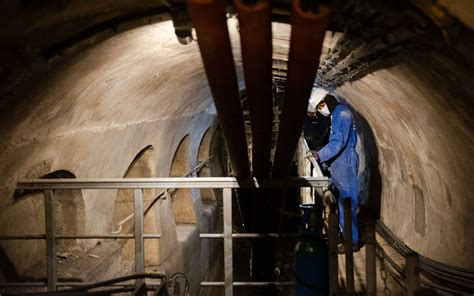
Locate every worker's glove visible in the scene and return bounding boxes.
[312,151,320,161]
[320,161,329,171]
[306,150,319,161]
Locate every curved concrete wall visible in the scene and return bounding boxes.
[336,46,474,268]
[0,16,473,280]
[0,20,221,281]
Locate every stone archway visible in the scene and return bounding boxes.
[197,127,215,202]
[111,145,162,266]
[170,135,197,224]
[0,170,85,276]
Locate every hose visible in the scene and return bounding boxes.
[376,220,474,294]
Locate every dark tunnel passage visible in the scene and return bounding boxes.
[0,0,473,295]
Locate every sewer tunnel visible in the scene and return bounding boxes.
[0,0,473,295]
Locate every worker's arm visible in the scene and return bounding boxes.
[317,108,352,162]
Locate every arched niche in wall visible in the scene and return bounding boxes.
[197,127,215,202]
[46,171,86,253]
[0,170,85,276]
[111,145,161,266]
[208,127,229,201]
[170,135,197,224]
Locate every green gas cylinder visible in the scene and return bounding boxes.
[295,204,329,295]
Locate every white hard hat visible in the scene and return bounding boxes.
[307,88,328,112]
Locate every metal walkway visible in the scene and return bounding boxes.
[2,176,333,295]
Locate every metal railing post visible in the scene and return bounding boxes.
[343,198,355,295]
[327,202,339,295]
[134,189,145,274]
[406,252,420,295]
[12,177,330,293]
[223,188,233,296]
[44,189,57,291]
[365,221,376,295]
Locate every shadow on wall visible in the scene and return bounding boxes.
[1,170,85,277]
[339,100,382,222]
[355,111,382,221]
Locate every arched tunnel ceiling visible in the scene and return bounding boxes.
[0,0,473,101]
[437,0,474,29]
[0,0,166,48]
[0,0,472,54]
[0,0,473,270]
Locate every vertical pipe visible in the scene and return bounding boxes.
[223,188,233,296]
[187,0,250,178]
[365,221,377,295]
[44,190,57,291]
[270,2,330,279]
[343,198,355,295]
[233,0,273,281]
[272,1,330,178]
[234,0,273,178]
[134,189,145,274]
[327,200,339,296]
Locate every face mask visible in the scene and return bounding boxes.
[318,104,331,116]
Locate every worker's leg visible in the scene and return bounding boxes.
[350,196,359,246]
[337,196,359,246]
[332,154,359,246]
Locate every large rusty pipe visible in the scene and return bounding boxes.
[234,0,274,281]
[234,0,273,178]
[272,1,330,178]
[187,0,250,177]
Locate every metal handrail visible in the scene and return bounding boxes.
[0,273,167,295]
[16,176,329,189]
[112,156,214,234]
[302,138,324,177]
[1,176,330,295]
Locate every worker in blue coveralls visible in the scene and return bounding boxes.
[309,89,360,250]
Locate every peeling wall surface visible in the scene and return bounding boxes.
[0,12,473,285]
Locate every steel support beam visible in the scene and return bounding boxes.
[234,0,273,178]
[201,281,294,286]
[134,189,145,274]
[327,200,339,296]
[366,221,377,295]
[44,190,57,292]
[406,252,420,296]
[223,188,233,296]
[186,0,250,178]
[343,198,355,295]
[272,2,330,178]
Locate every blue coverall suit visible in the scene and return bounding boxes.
[317,104,359,246]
